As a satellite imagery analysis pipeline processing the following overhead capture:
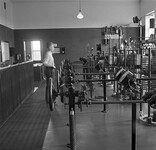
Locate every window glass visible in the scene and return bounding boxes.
[32,51,41,61]
[31,41,41,61]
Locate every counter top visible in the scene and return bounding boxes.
[0,61,33,70]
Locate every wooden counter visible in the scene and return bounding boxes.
[0,61,34,125]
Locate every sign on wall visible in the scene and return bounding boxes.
[53,47,65,54]
[1,41,10,62]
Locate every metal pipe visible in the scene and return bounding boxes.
[136,77,156,81]
[82,66,118,69]
[113,73,116,93]
[124,48,127,68]
[139,48,143,114]
[77,100,144,105]
[148,48,151,119]
[77,77,156,83]
[102,74,106,112]
[69,109,76,150]
[68,84,76,150]
[75,72,115,76]
[77,79,115,82]
[132,103,136,150]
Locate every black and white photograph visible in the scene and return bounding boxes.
[0,0,156,150]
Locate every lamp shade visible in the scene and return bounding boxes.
[77,11,84,19]
[77,0,84,19]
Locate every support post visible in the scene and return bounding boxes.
[68,85,76,150]
[102,73,106,112]
[131,102,136,150]
[69,108,76,150]
[148,48,151,121]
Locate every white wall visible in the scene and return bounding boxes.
[12,0,140,29]
[0,0,13,28]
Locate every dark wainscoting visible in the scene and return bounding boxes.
[0,61,34,125]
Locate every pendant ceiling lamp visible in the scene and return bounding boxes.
[77,0,84,19]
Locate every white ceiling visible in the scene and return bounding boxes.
[9,0,140,29]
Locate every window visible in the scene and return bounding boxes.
[145,11,155,40]
[31,41,41,61]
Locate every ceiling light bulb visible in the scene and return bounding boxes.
[77,11,84,19]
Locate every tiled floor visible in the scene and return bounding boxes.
[42,82,156,150]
